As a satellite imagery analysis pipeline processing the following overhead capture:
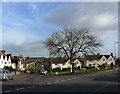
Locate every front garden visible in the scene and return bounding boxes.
[49,64,114,75]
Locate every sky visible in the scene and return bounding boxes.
[0,0,119,57]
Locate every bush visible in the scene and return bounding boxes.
[62,68,71,71]
[98,64,106,69]
[52,68,61,72]
[85,66,95,70]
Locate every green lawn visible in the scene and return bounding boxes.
[49,68,98,75]
[48,67,113,75]
[49,67,111,75]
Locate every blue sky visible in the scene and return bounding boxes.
[1,1,118,57]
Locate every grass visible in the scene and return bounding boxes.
[48,67,114,75]
[48,67,113,75]
[49,68,99,75]
[50,71,71,75]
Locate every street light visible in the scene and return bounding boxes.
[114,42,119,57]
[49,51,52,74]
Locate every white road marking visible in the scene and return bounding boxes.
[67,79,71,80]
[46,82,51,85]
[16,88,24,90]
[106,82,120,85]
[93,84,109,92]
[3,90,12,93]
[27,86,35,88]
[73,77,76,79]
[55,81,60,83]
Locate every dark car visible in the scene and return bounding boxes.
[38,68,47,74]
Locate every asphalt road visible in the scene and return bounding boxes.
[1,68,120,93]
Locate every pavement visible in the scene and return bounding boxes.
[1,67,120,93]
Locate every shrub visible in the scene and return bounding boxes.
[98,64,106,69]
[52,68,61,72]
[62,68,71,71]
[85,66,95,70]
[4,66,14,72]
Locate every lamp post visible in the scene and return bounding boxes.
[49,51,52,74]
[114,42,119,58]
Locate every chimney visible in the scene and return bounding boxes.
[0,50,5,55]
[111,53,113,56]
[7,54,11,57]
[97,53,100,56]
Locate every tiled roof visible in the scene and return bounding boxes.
[45,57,68,64]
[85,54,114,61]
[11,58,19,64]
[85,55,100,61]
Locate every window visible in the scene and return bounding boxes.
[103,59,105,61]
[110,59,112,61]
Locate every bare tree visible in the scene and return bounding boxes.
[44,27,103,73]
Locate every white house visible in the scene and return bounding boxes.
[51,58,83,70]
[85,53,115,67]
[11,57,24,71]
[0,50,12,69]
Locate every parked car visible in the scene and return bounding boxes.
[38,68,47,74]
[0,69,13,81]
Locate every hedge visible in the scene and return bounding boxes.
[4,66,15,72]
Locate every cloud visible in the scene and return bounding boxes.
[2,29,48,57]
[2,29,41,46]
[43,2,118,31]
[93,13,117,29]
[2,2,118,57]
[3,40,48,57]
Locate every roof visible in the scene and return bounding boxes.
[85,54,114,61]
[85,55,100,61]
[11,58,19,64]
[45,57,68,64]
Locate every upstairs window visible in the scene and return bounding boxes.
[103,59,105,61]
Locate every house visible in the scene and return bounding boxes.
[51,58,67,70]
[0,50,12,69]
[19,57,49,73]
[11,56,25,71]
[84,53,115,67]
[50,57,83,70]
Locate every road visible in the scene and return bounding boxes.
[1,68,119,93]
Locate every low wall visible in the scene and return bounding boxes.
[12,71,22,76]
